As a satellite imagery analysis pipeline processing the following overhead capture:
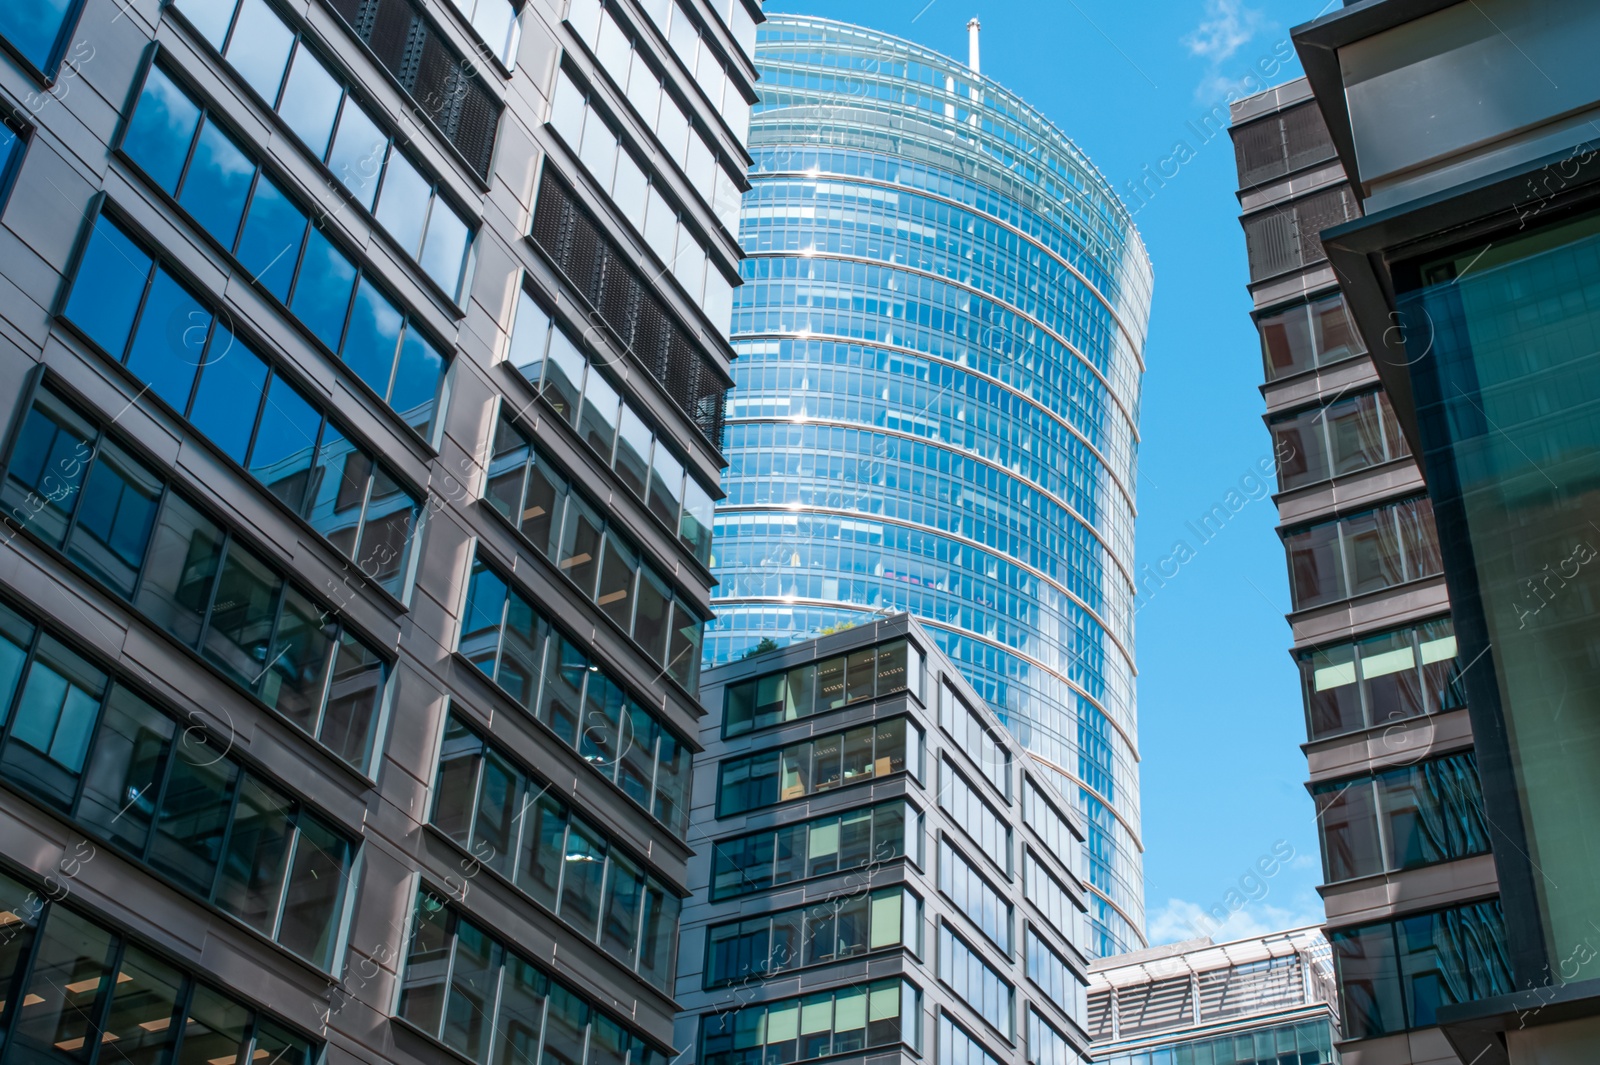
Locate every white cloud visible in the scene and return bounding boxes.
[1182,0,1265,63]
[1147,896,1326,947]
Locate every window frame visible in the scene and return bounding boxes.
[0,0,90,82]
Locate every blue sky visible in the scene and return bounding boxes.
[760,0,1340,946]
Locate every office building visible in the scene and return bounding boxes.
[1287,3,1600,1062]
[676,613,1094,1065]
[1229,77,1504,1065]
[1086,927,1339,1065]
[0,0,753,1062]
[708,14,1154,960]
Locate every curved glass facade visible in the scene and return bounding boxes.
[707,17,1152,956]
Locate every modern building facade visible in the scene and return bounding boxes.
[677,614,1094,1065]
[0,0,753,1064]
[706,14,1154,960]
[1086,927,1339,1065]
[1229,78,1506,1065]
[1287,3,1600,1062]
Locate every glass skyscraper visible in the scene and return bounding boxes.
[706,16,1154,957]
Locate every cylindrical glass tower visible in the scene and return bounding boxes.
[707,16,1153,956]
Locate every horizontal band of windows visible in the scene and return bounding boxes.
[0,592,354,970]
[1282,495,1443,611]
[565,0,746,220]
[548,64,736,328]
[699,978,921,1065]
[1257,290,1367,383]
[715,715,922,818]
[704,886,920,988]
[59,207,424,602]
[1299,615,1464,742]
[710,799,921,902]
[1271,388,1411,492]
[0,377,390,773]
[165,0,478,301]
[723,636,922,738]
[530,168,730,452]
[482,414,705,687]
[626,0,753,148]
[398,888,671,1065]
[319,0,502,179]
[458,554,692,836]
[1313,750,1490,884]
[501,292,715,568]
[116,63,450,442]
[431,712,680,992]
[0,864,319,1065]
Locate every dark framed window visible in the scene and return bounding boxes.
[0,0,87,78]
[1314,752,1490,883]
[429,714,681,990]
[1298,617,1464,741]
[937,922,1013,1040]
[458,554,691,835]
[1283,496,1442,610]
[709,799,920,901]
[723,637,923,737]
[1257,291,1365,381]
[938,838,1011,955]
[0,381,389,771]
[1271,389,1410,491]
[116,68,449,440]
[716,716,921,817]
[700,979,918,1065]
[0,116,27,216]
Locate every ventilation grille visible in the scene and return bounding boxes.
[321,0,502,179]
[1233,101,1337,188]
[1117,976,1195,1037]
[1085,990,1114,1041]
[1243,185,1360,281]
[533,170,729,451]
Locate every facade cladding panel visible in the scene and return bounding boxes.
[0,0,754,1065]
[1228,78,1507,1064]
[707,15,1154,959]
[676,614,1095,1065]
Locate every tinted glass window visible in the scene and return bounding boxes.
[124,271,209,413]
[124,67,201,194]
[235,174,307,303]
[65,216,153,359]
[277,44,342,157]
[0,0,79,73]
[223,0,294,104]
[291,228,357,350]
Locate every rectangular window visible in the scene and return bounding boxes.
[703,888,916,987]
[1284,496,1442,610]
[939,757,1011,878]
[1331,900,1512,1038]
[1314,752,1489,883]
[456,554,692,836]
[1299,616,1463,741]
[717,716,920,817]
[1023,928,1080,1024]
[709,801,916,901]
[700,979,915,1065]
[939,838,1011,954]
[0,383,389,770]
[938,924,1013,1040]
[937,681,1010,801]
[1258,291,1365,381]
[0,0,84,75]
[723,638,919,737]
[399,891,664,1063]
[1023,849,1080,948]
[0,602,351,968]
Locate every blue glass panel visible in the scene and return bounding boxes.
[340,277,402,397]
[178,118,256,249]
[236,173,306,303]
[373,151,429,257]
[175,0,235,50]
[188,326,268,464]
[123,67,201,195]
[247,373,322,513]
[275,44,341,159]
[124,270,209,414]
[390,329,444,440]
[0,0,76,73]
[64,216,153,359]
[326,98,386,210]
[420,200,470,297]
[290,227,356,351]
[222,0,294,105]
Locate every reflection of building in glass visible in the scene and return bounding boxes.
[1229,77,1505,1064]
[1087,929,1339,1065]
[709,15,1154,958]
[678,615,1095,1065]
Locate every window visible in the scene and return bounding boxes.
[1257,291,1364,380]
[1022,778,1083,883]
[1024,928,1082,1026]
[1026,1009,1075,1065]
[703,888,918,986]
[110,74,454,435]
[1023,850,1080,948]
[431,715,680,990]
[1283,496,1443,610]
[0,601,351,967]
[0,0,84,75]
[1272,390,1410,490]
[399,891,667,1065]
[1298,617,1463,741]
[0,117,27,214]
[482,417,705,679]
[937,681,1008,800]
[504,293,718,567]
[458,555,691,834]
[939,838,1011,954]
[530,169,729,449]
[716,716,921,817]
[936,1011,1001,1065]
[699,979,918,1065]
[1314,752,1490,883]
[939,758,1011,878]
[0,868,317,1065]
[938,924,1012,1040]
[723,638,921,736]
[1331,900,1512,1038]
[710,800,919,900]
[2,384,389,766]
